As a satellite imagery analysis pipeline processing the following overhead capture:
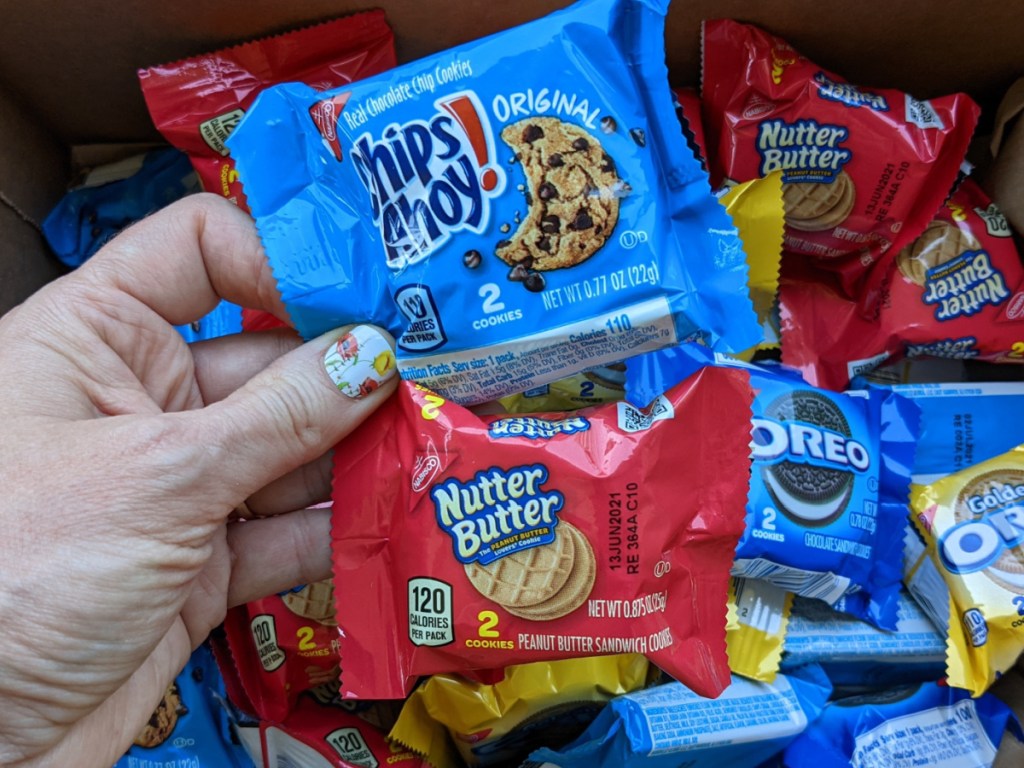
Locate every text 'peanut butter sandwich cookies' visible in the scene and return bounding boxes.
[330,367,754,700]
[227,0,759,406]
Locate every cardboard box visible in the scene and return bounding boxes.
[1,0,1024,759]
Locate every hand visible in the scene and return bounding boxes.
[0,193,398,766]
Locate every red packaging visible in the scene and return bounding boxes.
[259,696,425,768]
[781,179,1024,389]
[331,370,754,700]
[701,19,980,308]
[674,86,707,167]
[224,581,341,722]
[138,10,395,212]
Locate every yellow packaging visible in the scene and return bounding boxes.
[910,445,1024,695]
[499,363,626,413]
[726,577,793,682]
[389,654,648,768]
[720,172,784,358]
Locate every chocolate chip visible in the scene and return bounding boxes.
[548,153,564,168]
[189,321,201,333]
[524,191,533,207]
[601,153,616,173]
[538,182,558,201]
[629,128,646,147]
[600,116,617,134]
[496,239,512,250]
[463,249,482,269]
[522,124,544,143]
[508,263,530,282]
[176,705,189,717]
[191,667,204,683]
[541,215,561,233]
[524,272,546,292]
[572,137,590,151]
[537,236,552,252]
[570,211,594,231]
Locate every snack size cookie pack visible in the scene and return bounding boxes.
[331,368,754,700]
[228,0,759,405]
[701,19,980,306]
[782,180,1024,390]
[911,445,1024,695]
[627,344,920,628]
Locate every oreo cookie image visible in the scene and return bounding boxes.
[760,391,854,527]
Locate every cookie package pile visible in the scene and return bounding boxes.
[43,0,1024,766]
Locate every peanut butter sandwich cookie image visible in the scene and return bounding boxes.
[497,117,625,273]
[282,579,338,626]
[782,171,855,233]
[897,220,981,285]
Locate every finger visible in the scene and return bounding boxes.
[190,327,302,404]
[244,453,332,517]
[74,193,288,326]
[187,324,398,506]
[226,507,333,606]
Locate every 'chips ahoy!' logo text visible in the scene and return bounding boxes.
[346,91,506,271]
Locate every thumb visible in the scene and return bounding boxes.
[191,324,399,504]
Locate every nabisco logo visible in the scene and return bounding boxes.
[412,454,441,492]
[1006,292,1024,321]
[309,92,352,162]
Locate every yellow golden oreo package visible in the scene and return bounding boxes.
[390,655,648,768]
[910,444,1024,695]
[725,577,793,683]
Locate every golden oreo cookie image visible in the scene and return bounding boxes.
[133,683,186,749]
[896,219,981,286]
[497,117,627,281]
[951,470,1024,593]
[781,170,855,233]
[464,520,596,621]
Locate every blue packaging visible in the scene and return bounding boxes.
[115,644,254,767]
[781,590,946,687]
[227,0,759,405]
[783,682,1018,768]
[850,379,1024,482]
[174,300,244,343]
[42,148,200,268]
[525,665,831,768]
[626,344,920,629]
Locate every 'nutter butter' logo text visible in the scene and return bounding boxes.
[432,464,563,563]
[922,251,1010,321]
[489,416,590,439]
[756,118,851,182]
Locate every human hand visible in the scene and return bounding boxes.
[0,193,398,766]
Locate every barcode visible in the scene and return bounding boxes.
[905,95,945,130]
[616,395,673,433]
[733,559,851,604]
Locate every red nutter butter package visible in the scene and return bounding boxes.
[331,369,754,700]
[781,179,1024,390]
[701,19,980,305]
[224,581,341,722]
[138,10,395,212]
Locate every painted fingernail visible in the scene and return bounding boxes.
[323,326,397,398]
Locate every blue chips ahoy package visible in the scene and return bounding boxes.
[525,664,831,768]
[783,682,1018,768]
[227,0,759,404]
[626,344,920,628]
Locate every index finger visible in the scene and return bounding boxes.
[76,193,288,326]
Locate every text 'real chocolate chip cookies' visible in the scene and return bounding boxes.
[498,117,626,272]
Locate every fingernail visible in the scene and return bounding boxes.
[323,326,397,398]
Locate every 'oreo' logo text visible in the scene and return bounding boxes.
[432,464,563,564]
[756,118,851,182]
[351,91,505,271]
[922,251,1010,321]
[751,417,870,472]
[939,501,1024,575]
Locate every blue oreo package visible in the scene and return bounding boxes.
[783,682,1018,768]
[781,590,946,688]
[626,343,920,629]
[115,644,254,767]
[525,665,831,768]
[227,0,759,405]
[850,379,1024,482]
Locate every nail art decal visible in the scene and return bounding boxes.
[324,326,397,398]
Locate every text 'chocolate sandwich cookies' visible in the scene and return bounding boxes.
[228,0,759,405]
[331,368,754,700]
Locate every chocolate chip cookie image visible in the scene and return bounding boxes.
[761,392,854,527]
[497,117,625,271]
[133,682,185,749]
[897,220,980,285]
[463,520,595,621]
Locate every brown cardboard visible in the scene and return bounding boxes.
[986,77,1024,236]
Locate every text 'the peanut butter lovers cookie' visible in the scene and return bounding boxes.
[228,0,759,406]
[332,369,755,701]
